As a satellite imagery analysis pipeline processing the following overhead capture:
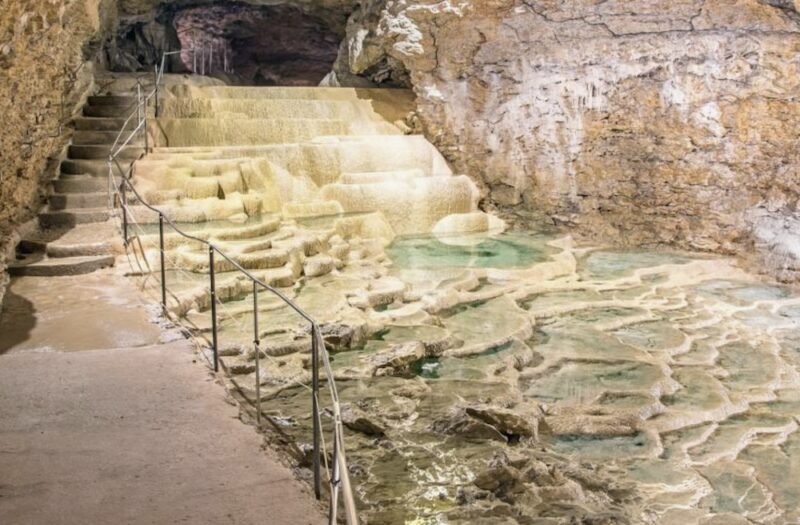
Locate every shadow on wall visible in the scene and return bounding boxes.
[0,286,37,356]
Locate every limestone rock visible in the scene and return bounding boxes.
[465,405,539,440]
[0,0,112,304]
[340,403,386,437]
[303,254,335,278]
[334,0,800,282]
[431,408,506,442]
[369,341,425,377]
[319,322,365,352]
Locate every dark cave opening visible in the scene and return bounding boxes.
[110,2,342,86]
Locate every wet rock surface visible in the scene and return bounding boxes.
[147,217,800,523]
[106,77,800,523]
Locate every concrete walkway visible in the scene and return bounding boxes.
[0,271,325,524]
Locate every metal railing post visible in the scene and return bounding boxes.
[312,326,321,500]
[253,282,261,426]
[136,82,142,126]
[209,245,219,372]
[120,179,128,245]
[107,157,113,209]
[143,102,149,154]
[159,213,166,312]
[153,64,160,118]
[105,52,360,520]
[329,431,340,525]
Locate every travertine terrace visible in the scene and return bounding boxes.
[3,2,800,525]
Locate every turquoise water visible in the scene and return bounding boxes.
[578,249,696,279]
[205,227,800,524]
[386,232,558,269]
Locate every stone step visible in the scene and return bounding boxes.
[16,222,118,259]
[39,208,110,228]
[68,144,145,160]
[72,130,141,145]
[48,192,107,210]
[88,95,138,106]
[8,253,115,277]
[53,175,107,193]
[61,159,131,177]
[73,117,128,131]
[17,238,112,258]
[83,105,137,118]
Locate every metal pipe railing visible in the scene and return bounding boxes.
[105,50,359,524]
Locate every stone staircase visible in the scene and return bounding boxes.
[9,95,142,276]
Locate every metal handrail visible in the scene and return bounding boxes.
[105,52,359,524]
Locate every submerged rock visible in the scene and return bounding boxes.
[466,405,540,441]
[473,465,525,498]
[340,403,386,437]
[319,322,366,352]
[369,341,425,377]
[432,409,507,442]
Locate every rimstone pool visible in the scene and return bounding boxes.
[153,227,800,524]
[109,76,800,525]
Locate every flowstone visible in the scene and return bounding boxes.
[122,80,800,524]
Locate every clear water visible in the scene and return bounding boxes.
[386,231,558,269]
[578,249,697,279]
[203,231,800,524]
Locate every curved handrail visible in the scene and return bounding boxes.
[118,173,358,522]
[106,51,359,524]
[119,173,317,324]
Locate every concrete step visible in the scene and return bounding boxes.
[88,95,138,106]
[53,175,107,193]
[8,253,115,277]
[61,159,131,177]
[39,208,110,228]
[48,192,107,210]
[16,222,118,259]
[17,238,112,258]
[68,144,145,160]
[73,117,128,131]
[72,130,141,145]
[83,105,137,118]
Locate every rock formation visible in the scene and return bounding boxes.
[0,0,117,306]
[7,0,800,301]
[331,0,800,282]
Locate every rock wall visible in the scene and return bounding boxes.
[0,0,115,305]
[109,0,360,72]
[335,0,800,282]
[171,3,341,85]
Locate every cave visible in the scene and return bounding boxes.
[4,2,800,525]
[110,2,343,86]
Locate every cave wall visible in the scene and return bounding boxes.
[108,1,355,83]
[0,0,116,303]
[335,0,800,282]
[172,3,340,85]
